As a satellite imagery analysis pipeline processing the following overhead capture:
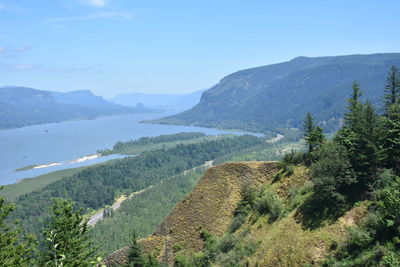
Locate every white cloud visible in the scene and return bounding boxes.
[47,12,133,22]
[0,46,6,54]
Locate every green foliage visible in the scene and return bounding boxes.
[383,65,400,113]
[100,132,207,155]
[125,231,145,267]
[90,169,204,255]
[155,54,400,133]
[303,112,325,155]
[0,190,36,267]
[383,103,400,175]
[254,191,283,222]
[11,135,264,236]
[39,197,98,267]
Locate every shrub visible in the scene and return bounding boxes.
[254,191,282,222]
[229,213,247,233]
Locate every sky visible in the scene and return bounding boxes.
[0,0,399,97]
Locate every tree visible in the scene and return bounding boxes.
[125,231,145,267]
[383,103,400,175]
[0,190,36,266]
[303,113,325,163]
[39,197,97,267]
[344,81,363,130]
[383,66,400,114]
[310,142,357,214]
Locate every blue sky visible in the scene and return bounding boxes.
[0,0,399,97]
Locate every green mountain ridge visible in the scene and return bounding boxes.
[152,53,400,133]
[0,86,152,129]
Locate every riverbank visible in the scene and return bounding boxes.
[15,154,101,172]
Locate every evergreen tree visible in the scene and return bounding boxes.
[0,191,36,267]
[125,231,145,267]
[383,103,400,175]
[355,102,384,186]
[344,81,363,129]
[336,84,383,191]
[39,197,97,267]
[383,65,400,114]
[303,112,325,154]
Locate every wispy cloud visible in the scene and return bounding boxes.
[15,45,32,53]
[49,66,103,75]
[0,45,32,56]
[86,0,107,8]
[47,12,133,22]
[1,63,40,71]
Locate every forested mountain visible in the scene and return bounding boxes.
[0,86,152,129]
[153,53,400,133]
[111,89,206,110]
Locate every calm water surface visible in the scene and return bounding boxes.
[0,112,257,185]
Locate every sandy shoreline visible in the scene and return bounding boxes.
[15,153,101,172]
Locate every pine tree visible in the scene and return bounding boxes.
[355,102,384,185]
[303,112,315,153]
[344,81,363,129]
[0,190,36,266]
[39,197,97,267]
[383,66,400,114]
[125,231,145,267]
[336,84,383,191]
[383,103,400,175]
[303,113,325,163]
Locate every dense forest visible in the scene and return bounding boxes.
[9,135,265,235]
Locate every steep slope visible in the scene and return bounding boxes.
[104,162,366,266]
[153,53,400,133]
[105,161,279,265]
[0,86,150,129]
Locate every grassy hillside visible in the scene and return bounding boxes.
[151,54,400,133]
[104,163,366,266]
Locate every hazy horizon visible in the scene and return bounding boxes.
[1,0,399,97]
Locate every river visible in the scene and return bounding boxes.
[0,112,258,185]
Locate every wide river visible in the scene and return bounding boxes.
[0,112,256,185]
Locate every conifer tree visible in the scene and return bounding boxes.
[303,112,325,154]
[383,66,400,114]
[355,101,384,185]
[125,231,146,267]
[0,191,36,266]
[383,103,400,175]
[39,197,97,267]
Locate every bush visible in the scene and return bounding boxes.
[229,213,247,233]
[254,191,282,222]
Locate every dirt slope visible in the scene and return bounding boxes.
[104,161,278,265]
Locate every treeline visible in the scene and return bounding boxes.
[10,135,264,235]
[100,132,207,155]
[285,66,400,265]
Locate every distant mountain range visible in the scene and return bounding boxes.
[152,53,400,133]
[0,87,152,129]
[111,89,206,110]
